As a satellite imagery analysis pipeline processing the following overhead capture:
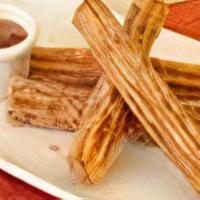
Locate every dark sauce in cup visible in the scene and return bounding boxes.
[0,19,28,48]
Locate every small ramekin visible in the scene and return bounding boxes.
[0,3,37,98]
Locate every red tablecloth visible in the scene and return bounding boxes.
[166,0,200,41]
[0,1,199,199]
[0,170,59,200]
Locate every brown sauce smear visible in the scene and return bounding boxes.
[0,19,28,48]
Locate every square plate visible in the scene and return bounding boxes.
[0,0,199,199]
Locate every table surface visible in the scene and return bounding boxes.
[0,1,200,199]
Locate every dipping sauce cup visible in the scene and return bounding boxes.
[0,3,37,99]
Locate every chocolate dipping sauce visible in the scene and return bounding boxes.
[0,19,28,48]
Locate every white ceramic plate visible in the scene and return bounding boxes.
[0,1,200,199]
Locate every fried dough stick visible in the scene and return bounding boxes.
[69,0,168,184]
[71,0,200,191]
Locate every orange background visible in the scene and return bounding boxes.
[165,0,200,41]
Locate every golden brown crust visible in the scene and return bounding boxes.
[69,0,168,184]
[72,0,200,191]
[31,47,97,65]
[8,48,200,135]
[8,49,100,131]
[8,75,91,131]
